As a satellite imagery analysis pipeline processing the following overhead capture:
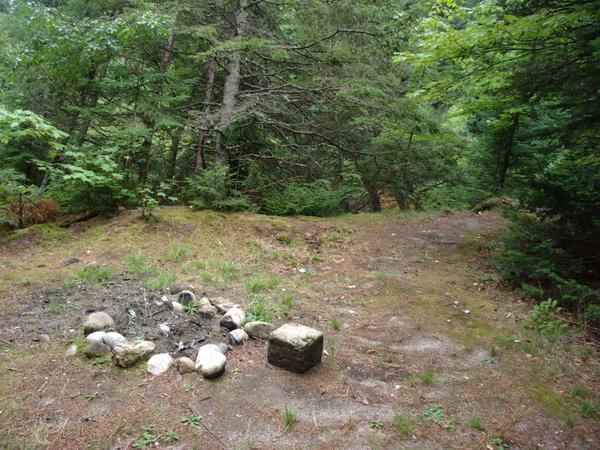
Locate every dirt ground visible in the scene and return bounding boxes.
[0,207,598,449]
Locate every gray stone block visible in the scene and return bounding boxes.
[267,324,323,373]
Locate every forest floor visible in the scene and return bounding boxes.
[0,207,598,449]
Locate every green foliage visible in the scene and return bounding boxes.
[261,179,362,217]
[282,406,296,431]
[280,292,294,315]
[77,265,112,284]
[420,370,434,386]
[244,274,278,293]
[124,252,150,275]
[246,296,272,323]
[329,316,341,331]
[422,404,443,423]
[132,426,155,448]
[393,411,411,434]
[186,165,252,211]
[180,414,202,429]
[525,299,567,340]
[148,270,175,292]
[494,214,600,322]
[468,416,485,431]
[369,420,384,429]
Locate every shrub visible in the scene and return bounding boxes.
[260,179,361,217]
[525,299,567,340]
[185,164,252,211]
[494,213,600,323]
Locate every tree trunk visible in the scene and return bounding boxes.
[167,128,183,179]
[496,113,519,191]
[194,58,216,174]
[214,0,249,166]
[366,184,381,212]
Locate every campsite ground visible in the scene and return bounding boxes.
[0,207,598,449]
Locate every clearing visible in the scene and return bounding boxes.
[0,207,598,449]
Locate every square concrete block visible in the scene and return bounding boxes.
[267,323,323,373]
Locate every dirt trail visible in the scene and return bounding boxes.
[0,209,598,449]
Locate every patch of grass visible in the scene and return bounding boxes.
[420,369,435,385]
[579,400,600,419]
[525,381,568,415]
[244,274,279,293]
[570,385,590,398]
[375,270,389,281]
[148,270,176,292]
[283,406,296,432]
[330,316,341,331]
[280,292,294,315]
[200,271,214,284]
[468,416,485,431]
[246,296,272,323]
[77,265,113,284]
[276,232,294,245]
[211,259,238,280]
[124,252,150,275]
[340,374,349,385]
[165,241,194,262]
[393,411,411,435]
[49,294,67,315]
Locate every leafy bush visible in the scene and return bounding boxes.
[494,213,600,323]
[260,179,360,217]
[185,164,252,211]
[525,299,567,340]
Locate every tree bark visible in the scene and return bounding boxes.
[214,0,249,166]
[194,58,216,173]
[496,113,519,191]
[167,128,184,179]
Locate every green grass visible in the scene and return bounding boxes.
[420,370,435,385]
[200,271,214,284]
[330,316,341,331]
[124,252,150,275]
[49,294,67,315]
[165,241,194,262]
[393,411,411,434]
[468,416,485,431]
[280,292,294,315]
[283,406,296,432]
[208,259,239,280]
[148,270,176,291]
[244,274,279,293]
[246,296,273,322]
[77,265,113,284]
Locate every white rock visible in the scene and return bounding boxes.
[199,351,226,379]
[219,307,246,330]
[146,353,174,376]
[244,321,275,340]
[86,331,107,344]
[171,301,184,313]
[159,323,170,337]
[228,329,248,345]
[64,344,78,357]
[210,297,242,314]
[103,332,126,348]
[82,311,115,334]
[195,344,221,367]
